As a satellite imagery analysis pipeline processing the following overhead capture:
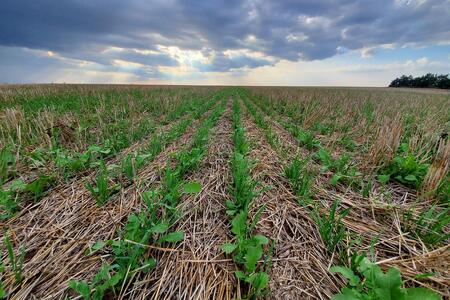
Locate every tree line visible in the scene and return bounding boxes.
[389,73,450,89]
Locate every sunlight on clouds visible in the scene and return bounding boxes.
[223,49,272,60]
[112,59,145,69]
[158,45,211,65]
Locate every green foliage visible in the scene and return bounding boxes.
[226,153,257,216]
[55,150,91,177]
[68,279,91,300]
[290,125,320,150]
[340,135,357,152]
[435,176,449,202]
[311,201,350,256]
[361,177,373,198]
[0,146,15,184]
[0,188,18,219]
[183,181,202,193]
[381,153,429,188]
[241,94,285,157]
[121,152,148,181]
[314,122,335,135]
[403,205,450,246]
[389,73,450,89]
[284,155,314,199]
[25,174,56,201]
[1,175,56,219]
[222,96,270,299]
[0,282,5,299]
[3,232,25,284]
[69,181,199,299]
[315,148,362,187]
[0,247,4,298]
[330,253,442,300]
[85,162,120,205]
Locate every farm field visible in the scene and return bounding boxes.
[0,84,449,299]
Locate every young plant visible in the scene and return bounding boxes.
[380,154,429,188]
[3,232,25,284]
[222,209,270,298]
[284,155,314,200]
[222,96,271,298]
[226,154,257,217]
[330,253,442,300]
[70,182,201,299]
[0,189,18,219]
[311,200,350,258]
[0,146,15,184]
[292,126,320,150]
[25,174,56,201]
[403,205,450,246]
[85,162,120,205]
[121,152,149,181]
[54,149,91,178]
[315,148,361,187]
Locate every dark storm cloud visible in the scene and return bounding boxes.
[0,0,449,77]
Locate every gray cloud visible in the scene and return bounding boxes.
[0,0,449,82]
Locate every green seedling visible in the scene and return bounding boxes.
[3,232,25,284]
[86,162,120,205]
[284,155,314,199]
[25,174,56,201]
[315,148,361,187]
[403,205,450,246]
[0,189,18,219]
[311,200,350,258]
[380,154,429,188]
[0,146,15,184]
[222,96,271,299]
[330,253,442,300]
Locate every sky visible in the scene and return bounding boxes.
[0,0,449,86]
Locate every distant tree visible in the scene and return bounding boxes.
[389,73,450,89]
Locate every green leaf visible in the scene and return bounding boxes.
[150,223,169,234]
[225,200,236,209]
[331,173,344,186]
[373,267,404,300]
[414,272,437,279]
[378,174,390,184]
[247,271,269,294]
[142,258,157,273]
[91,241,106,252]
[330,266,360,286]
[404,174,417,182]
[405,288,442,300]
[235,270,247,280]
[231,211,247,237]
[331,287,363,300]
[253,235,269,245]
[221,243,237,254]
[158,231,184,243]
[0,281,5,299]
[68,279,91,300]
[244,245,263,273]
[182,181,202,194]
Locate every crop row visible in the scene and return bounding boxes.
[221,94,271,299]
